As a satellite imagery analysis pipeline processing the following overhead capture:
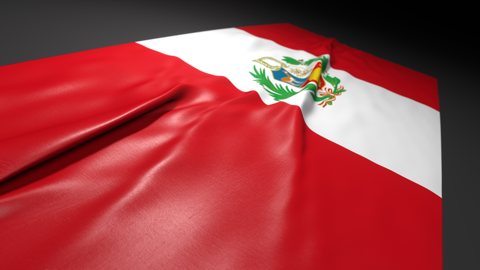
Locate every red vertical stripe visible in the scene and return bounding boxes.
[239,23,440,110]
[0,30,441,269]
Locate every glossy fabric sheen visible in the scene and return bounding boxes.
[0,34,440,268]
[240,24,439,110]
[137,27,441,197]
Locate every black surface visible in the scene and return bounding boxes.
[1,1,479,268]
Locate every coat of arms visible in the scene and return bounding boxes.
[250,55,346,107]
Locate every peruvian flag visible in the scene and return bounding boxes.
[0,24,441,269]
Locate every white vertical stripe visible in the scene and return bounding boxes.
[137,28,442,197]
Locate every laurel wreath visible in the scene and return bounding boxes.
[250,55,346,106]
[282,56,328,71]
[249,65,298,101]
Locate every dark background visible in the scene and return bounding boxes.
[1,0,478,268]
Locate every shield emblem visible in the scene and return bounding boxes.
[253,57,324,89]
[271,68,308,87]
[251,55,344,107]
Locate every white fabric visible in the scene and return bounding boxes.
[137,28,442,197]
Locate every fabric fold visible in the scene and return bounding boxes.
[0,24,441,270]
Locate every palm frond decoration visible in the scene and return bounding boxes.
[249,65,299,101]
[250,55,346,106]
[281,56,302,65]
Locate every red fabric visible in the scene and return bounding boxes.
[0,26,440,269]
[240,23,440,110]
